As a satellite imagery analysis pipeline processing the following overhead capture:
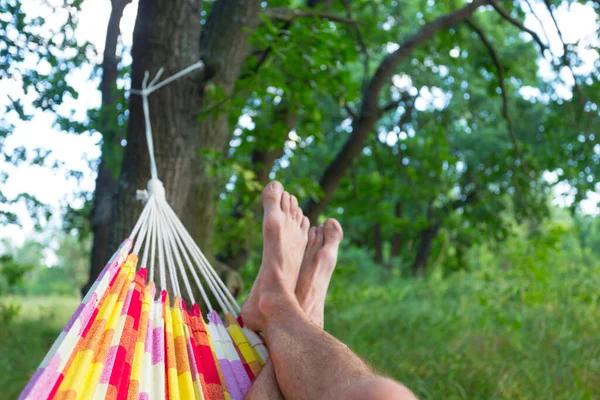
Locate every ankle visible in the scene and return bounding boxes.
[258,287,301,324]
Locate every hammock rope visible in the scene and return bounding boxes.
[20,60,267,400]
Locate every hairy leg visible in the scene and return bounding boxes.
[242,181,415,400]
[246,219,343,399]
[262,287,415,400]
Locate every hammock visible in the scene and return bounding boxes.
[19,62,268,400]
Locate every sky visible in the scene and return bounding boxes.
[0,0,598,247]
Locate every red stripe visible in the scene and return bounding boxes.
[46,373,64,399]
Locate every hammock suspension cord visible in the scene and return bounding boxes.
[129,60,241,316]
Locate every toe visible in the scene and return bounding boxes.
[281,191,291,213]
[307,226,317,247]
[315,226,324,247]
[323,218,344,245]
[262,181,284,212]
[291,195,299,218]
[301,216,310,233]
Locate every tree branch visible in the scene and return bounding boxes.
[264,7,359,24]
[362,0,490,119]
[343,103,357,119]
[466,19,524,168]
[304,0,491,223]
[522,0,552,47]
[381,92,413,114]
[448,188,479,212]
[490,1,548,55]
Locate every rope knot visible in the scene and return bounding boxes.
[147,178,166,199]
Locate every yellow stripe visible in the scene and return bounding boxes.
[172,301,197,399]
[164,296,180,400]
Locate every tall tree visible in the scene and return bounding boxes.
[83,0,133,294]
[108,0,263,291]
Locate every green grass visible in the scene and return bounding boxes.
[2,264,599,400]
[325,265,600,399]
[0,296,80,400]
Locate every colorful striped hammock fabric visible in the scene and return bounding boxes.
[20,237,267,400]
[20,189,269,400]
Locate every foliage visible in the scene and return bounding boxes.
[0,254,33,291]
[3,0,599,275]
[0,231,90,297]
[215,0,600,272]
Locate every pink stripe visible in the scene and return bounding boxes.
[152,327,165,364]
[121,288,134,316]
[100,345,118,383]
[144,317,153,353]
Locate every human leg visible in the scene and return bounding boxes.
[242,181,415,400]
[245,219,344,399]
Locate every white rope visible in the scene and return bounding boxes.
[163,202,228,312]
[167,204,240,313]
[160,199,213,311]
[133,199,153,255]
[140,198,154,268]
[130,61,204,182]
[148,197,159,287]
[156,197,167,292]
[162,202,238,315]
[141,72,158,180]
[164,203,229,310]
[159,202,181,298]
[155,198,196,304]
[131,61,204,97]
[130,198,153,240]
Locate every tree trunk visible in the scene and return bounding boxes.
[391,201,403,258]
[110,0,262,295]
[411,221,441,275]
[83,0,131,295]
[373,222,383,265]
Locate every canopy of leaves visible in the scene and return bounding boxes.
[3,0,600,274]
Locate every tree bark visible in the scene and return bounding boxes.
[373,222,383,265]
[110,0,262,295]
[411,188,479,275]
[304,0,489,223]
[391,201,403,258]
[83,0,131,295]
[412,221,442,275]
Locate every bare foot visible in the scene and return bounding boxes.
[295,218,343,329]
[241,181,310,332]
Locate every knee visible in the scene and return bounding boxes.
[345,377,417,400]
